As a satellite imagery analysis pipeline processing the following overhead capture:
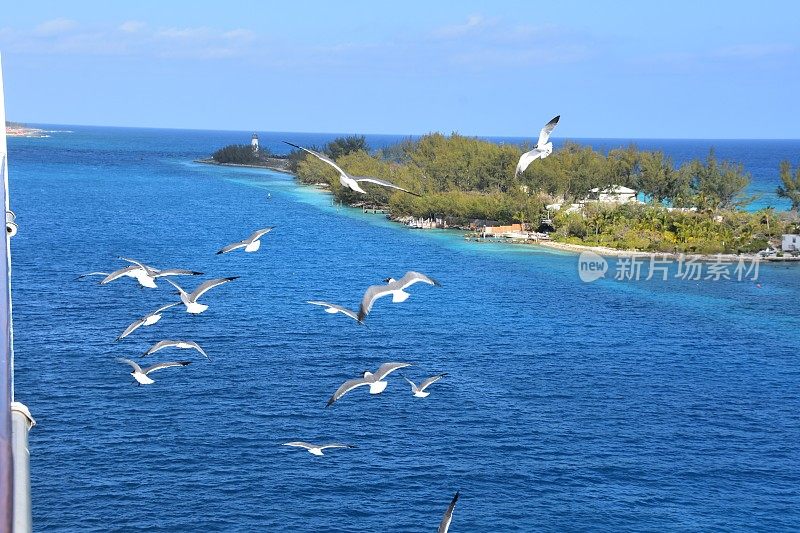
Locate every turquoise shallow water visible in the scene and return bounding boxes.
[7,127,800,531]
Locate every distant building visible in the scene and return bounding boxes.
[782,234,800,252]
[251,133,259,152]
[585,185,638,204]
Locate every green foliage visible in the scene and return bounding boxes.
[325,135,368,159]
[777,160,800,211]
[293,132,764,252]
[680,149,751,209]
[212,144,271,164]
[551,203,788,254]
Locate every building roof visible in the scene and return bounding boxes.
[589,185,637,194]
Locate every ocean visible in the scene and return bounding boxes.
[7,126,800,531]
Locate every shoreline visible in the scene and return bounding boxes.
[529,240,799,262]
[194,157,294,174]
[194,158,800,263]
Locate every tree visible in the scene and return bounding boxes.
[635,151,689,204]
[682,149,750,210]
[777,160,800,211]
[326,135,369,159]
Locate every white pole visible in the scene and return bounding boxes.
[0,51,32,533]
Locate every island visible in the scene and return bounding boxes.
[203,133,800,260]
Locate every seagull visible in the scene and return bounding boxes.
[438,491,460,533]
[99,265,158,288]
[102,258,203,289]
[143,340,208,359]
[117,358,191,385]
[402,373,447,398]
[326,362,411,407]
[217,227,275,255]
[357,271,441,322]
[283,141,420,196]
[164,276,238,314]
[282,442,355,456]
[306,300,363,324]
[515,115,560,177]
[115,302,179,341]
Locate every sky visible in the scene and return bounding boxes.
[1,0,799,138]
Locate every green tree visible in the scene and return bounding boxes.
[777,160,800,211]
[326,135,369,159]
[682,149,750,210]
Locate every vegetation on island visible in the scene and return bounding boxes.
[777,161,800,212]
[291,133,797,255]
[211,144,272,165]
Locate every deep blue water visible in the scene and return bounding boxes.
[7,126,800,532]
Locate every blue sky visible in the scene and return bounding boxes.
[1,1,799,138]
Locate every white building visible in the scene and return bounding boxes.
[251,133,259,152]
[586,185,638,204]
[782,234,800,252]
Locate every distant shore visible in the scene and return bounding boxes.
[5,125,48,138]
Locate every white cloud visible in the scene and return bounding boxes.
[433,15,494,38]
[34,18,77,36]
[712,43,795,60]
[118,20,146,34]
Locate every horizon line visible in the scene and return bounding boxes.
[12,121,800,143]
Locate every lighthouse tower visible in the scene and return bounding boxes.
[251,133,259,153]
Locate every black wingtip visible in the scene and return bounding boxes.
[283,140,301,150]
[551,115,560,123]
[226,276,240,281]
[191,271,203,275]
[180,361,192,366]
[215,250,224,255]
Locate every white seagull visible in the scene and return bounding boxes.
[115,302,179,341]
[438,491,460,533]
[402,373,447,398]
[357,271,441,322]
[217,227,276,255]
[282,442,355,456]
[165,276,238,314]
[117,358,191,385]
[283,141,420,196]
[515,115,560,177]
[327,362,412,407]
[306,300,363,324]
[144,339,209,359]
[101,258,203,289]
[97,265,158,288]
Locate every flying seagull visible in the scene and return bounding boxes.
[102,258,202,289]
[438,491,460,533]
[515,115,560,177]
[117,358,191,385]
[283,141,420,196]
[282,442,355,456]
[306,300,363,324]
[402,373,447,398]
[327,362,412,407]
[143,339,209,359]
[217,227,276,255]
[115,302,179,341]
[357,271,441,322]
[98,265,158,288]
[165,276,238,314]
